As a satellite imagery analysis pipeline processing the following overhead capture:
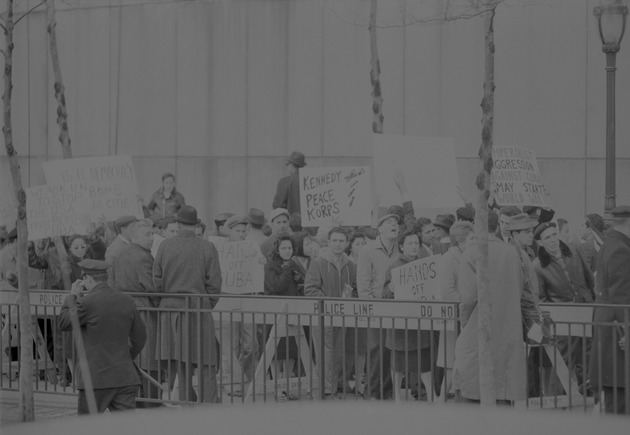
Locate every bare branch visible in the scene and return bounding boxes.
[0,22,6,33]
[14,0,46,26]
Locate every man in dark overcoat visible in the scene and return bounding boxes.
[153,205,222,403]
[111,218,162,407]
[58,259,146,414]
[272,151,306,216]
[589,205,630,415]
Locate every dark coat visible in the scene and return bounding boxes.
[57,283,146,390]
[145,188,186,219]
[533,242,595,303]
[589,229,630,388]
[111,243,160,370]
[153,229,222,365]
[272,172,301,216]
[264,256,302,297]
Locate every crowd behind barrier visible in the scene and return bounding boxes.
[1,153,630,416]
[1,291,629,412]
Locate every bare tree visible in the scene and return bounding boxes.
[474,2,500,407]
[2,0,34,421]
[46,0,73,291]
[369,0,384,134]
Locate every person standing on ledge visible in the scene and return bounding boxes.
[273,151,306,216]
[144,172,186,219]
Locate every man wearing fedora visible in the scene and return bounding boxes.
[153,205,222,403]
[589,205,630,414]
[273,151,306,216]
[245,208,268,247]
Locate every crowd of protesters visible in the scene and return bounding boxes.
[0,152,629,416]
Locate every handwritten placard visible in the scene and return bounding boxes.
[42,155,142,220]
[391,255,441,301]
[26,184,92,240]
[299,166,371,227]
[212,238,264,295]
[490,146,552,207]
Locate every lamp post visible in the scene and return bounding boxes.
[593,0,628,219]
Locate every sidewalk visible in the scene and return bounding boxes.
[0,390,76,426]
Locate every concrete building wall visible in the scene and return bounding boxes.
[1,0,629,230]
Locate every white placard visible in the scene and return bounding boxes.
[213,239,265,295]
[42,155,142,220]
[490,146,552,207]
[299,166,371,227]
[25,184,92,240]
[391,255,441,301]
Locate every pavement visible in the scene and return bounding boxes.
[0,390,76,427]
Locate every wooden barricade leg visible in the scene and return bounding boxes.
[244,323,319,403]
[516,343,594,409]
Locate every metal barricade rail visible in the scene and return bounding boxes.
[1,289,629,414]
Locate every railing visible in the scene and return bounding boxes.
[1,289,629,414]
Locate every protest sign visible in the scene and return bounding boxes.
[42,155,142,220]
[299,166,371,227]
[372,135,461,210]
[490,146,552,207]
[26,184,92,240]
[212,238,264,294]
[390,255,441,301]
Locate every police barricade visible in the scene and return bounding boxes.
[2,290,629,414]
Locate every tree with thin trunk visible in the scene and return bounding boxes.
[2,0,34,422]
[358,0,505,405]
[369,0,384,134]
[46,0,73,291]
[474,2,500,407]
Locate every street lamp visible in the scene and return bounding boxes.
[593,0,628,218]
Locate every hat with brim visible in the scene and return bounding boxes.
[269,208,290,223]
[115,215,138,231]
[78,259,111,275]
[434,214,455,232]
[247,208,266,226]
[176,205,201,226]
[377,213,401,227]
[286,151,306,168]
[456,206,475,222]
[506,213,537,231]
[225,215,249,230]
[534,222,556,240]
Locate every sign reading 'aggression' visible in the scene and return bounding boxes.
[299,166,371,227]
[490,146,552,207]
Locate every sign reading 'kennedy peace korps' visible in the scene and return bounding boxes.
[299,166,371,227]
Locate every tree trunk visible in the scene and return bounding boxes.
[2,0,35,422]
[45,0,96,413]
[46,0,73,291]
[475,5,497,407]
[369,0,383,134]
